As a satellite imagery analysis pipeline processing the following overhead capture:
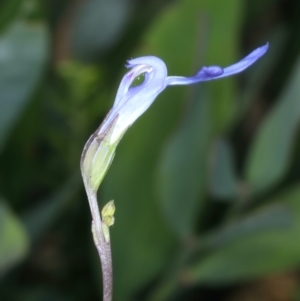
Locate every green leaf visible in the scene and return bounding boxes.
[201,0,243,133]
[245,58,300,194]
[237,24,288,122]
[71,0,132,60]
[196,204,292,253]
[142,0,242,236]
[209,138,239,200]
[138,0,242,132]
[0,199,29,274]
[0,21,49,151]
[186,185,300,284]
[157,87,211,236]
[22,173,81,242]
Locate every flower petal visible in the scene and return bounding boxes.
[113,64,152,108]
[166,43,269,86]
[99,56,168,144]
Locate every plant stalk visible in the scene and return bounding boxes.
[85,184,113,301]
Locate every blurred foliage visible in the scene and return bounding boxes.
[1,0,300,301]
[0,199,29,274]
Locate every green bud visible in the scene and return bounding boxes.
[80,116,121,192]
[101,200,115,227]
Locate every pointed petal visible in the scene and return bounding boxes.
[166,43,269,86]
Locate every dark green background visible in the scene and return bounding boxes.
[1,0,300,300]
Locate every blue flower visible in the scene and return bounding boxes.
[98,43,268,144]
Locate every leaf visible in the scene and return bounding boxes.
[237,24,288,121]
[157,87,212,236]
[0,21,49,150]
[196,204,292,253]
[245,58,300,194]
[201,0,243,133]
[0,198,29,274]
[209,138,239,200]
[71,0,132,60]
[186,185,300,284]
[22,173,81,242]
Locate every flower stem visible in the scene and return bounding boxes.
[85,185,113,301]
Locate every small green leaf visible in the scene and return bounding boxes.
[0,199,29,274]
[245,58,300,194]
[209,138,239,200]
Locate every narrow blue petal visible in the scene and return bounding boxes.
[166,43,269,86]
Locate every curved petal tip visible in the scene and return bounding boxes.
[166,42,269,85]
